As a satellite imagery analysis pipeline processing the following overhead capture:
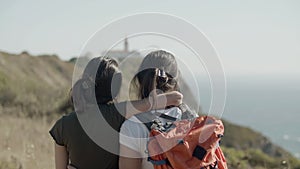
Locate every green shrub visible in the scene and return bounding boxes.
[222,146,300,169]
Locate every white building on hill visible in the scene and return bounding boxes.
[103,37,141,60]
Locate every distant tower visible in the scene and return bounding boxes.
[124,37,128,52]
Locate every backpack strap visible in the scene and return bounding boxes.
[147,157,170,165]
[135,111,157,131]
[135,111,178,131]
[135,103,195,131]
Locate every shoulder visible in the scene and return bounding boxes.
[97,103,126,121]
[120,116,149,137]
[59,112,78,126]
[98,103,126,130]
[62,112,77,120]
[49,112,76,146]
[121,116,142,130]
[51,112,78,134]
[98,102,126,114]
[51,112,76,126]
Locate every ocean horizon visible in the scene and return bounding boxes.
[191,75,300,159]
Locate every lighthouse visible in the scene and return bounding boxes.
[124,37,129,52]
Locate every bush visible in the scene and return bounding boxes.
[221,147,300,169]
[0,87,16,106]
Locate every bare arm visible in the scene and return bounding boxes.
[119,144,142,169]
[54,143,69,169]
[124,91,183,118]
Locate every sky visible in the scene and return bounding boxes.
[0,0,300,77]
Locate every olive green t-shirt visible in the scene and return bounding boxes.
[49,103,126,169]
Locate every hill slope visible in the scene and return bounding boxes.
[0,51,73,117]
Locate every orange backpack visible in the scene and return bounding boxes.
[136,113,228,169]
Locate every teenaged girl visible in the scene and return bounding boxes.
[49,56,183,169]
[119,50,198,169]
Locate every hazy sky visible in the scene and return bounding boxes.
[0,0,299,76]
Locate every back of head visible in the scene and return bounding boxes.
[72,57,122,112]
[134,50,179,99]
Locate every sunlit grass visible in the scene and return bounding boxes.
[0,116,55,169]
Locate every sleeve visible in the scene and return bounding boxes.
[119,120,142,152]
[49,117,64,146]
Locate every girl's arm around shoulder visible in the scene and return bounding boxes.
[122,91,183,118]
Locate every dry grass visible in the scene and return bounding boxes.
[0,116,55,169]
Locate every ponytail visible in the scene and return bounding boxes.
[133,68,178,99]
[156,69,178,92]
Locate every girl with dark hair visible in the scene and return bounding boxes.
[49,56,183,169]
[119,50,198,169]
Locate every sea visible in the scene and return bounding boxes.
[191,75,300,159]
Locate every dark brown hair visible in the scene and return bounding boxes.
[133,50,179,99]
[71,57,122,112]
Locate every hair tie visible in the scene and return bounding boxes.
[81,77,94,89]
[157,69,167,78]
[81,81,89,89]
[157,69,168,84]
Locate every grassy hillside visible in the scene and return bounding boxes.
[0,51,299,169]
[0,51,73,117]
[221,121,300,168]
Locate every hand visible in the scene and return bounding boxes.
[155,91,183,108]
[165,91,183,106]
[67,165,77,169]
[149,91,183,110]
